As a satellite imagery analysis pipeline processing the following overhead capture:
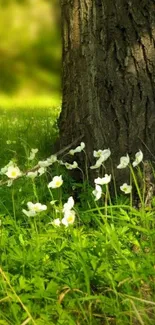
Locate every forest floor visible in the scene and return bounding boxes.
[0,102,155,325]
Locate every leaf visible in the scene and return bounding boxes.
[19,275,27,290]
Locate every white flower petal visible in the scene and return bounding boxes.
[93,150,103,158]
[90,156,104,169]
[48,175,63,188]
[62,210,76,226]
[26,202,47,213]
[95,174,111,185]
[46,155,57,164]
[92,184,102,201]
[65,161,78,170]
[22,209,36,217]
[117,154,130,169]
[63,196,74,213]
[38,160,51,167]
[27,171,38,178]
[61,217,69,227]
[120,183,132,194]
[132,150,143,167]
[5,166,22,179]
[7,180,13,187]
[90,149,111,169]
[69,142,85,155]
[52,218,61,226]
[38,167,46,176]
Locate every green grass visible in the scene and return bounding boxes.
[0,95,61,110]
[0,103,155,325]
[0,98,61,168]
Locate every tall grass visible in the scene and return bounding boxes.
[0,104,155,325]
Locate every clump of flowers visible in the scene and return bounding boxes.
[92,173,111,201]
[52,196,76,227]
[0,144,145,230]
[62,196,75,226]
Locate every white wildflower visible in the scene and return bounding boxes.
[38,155,56,167]
[0,160,14,175]
[90,149,111,169]
[93,148,111,160]
[5,166,22,179]
[28,148,38,161]
[62,210,76,226]
[46,155,57,164]
[48,175,63,189]
[22,209,36,217]
[23,202,47,217]
[95,174,111,185]
[132,150,143,167]
[93,150,104,158]
[117,154,130,169]
[120,183,132,194]
[63,196,74,213]
[51,218,61,226]
[27,202,47,212]
[27,171,38,178]
[58,160,65,165]
[92,184,102,201]
[38,160,51,167]
[7,180,13,187]
[38,167,46,176]
[69,142,85,155]
[65,161,78,170]
[90,156,105,169]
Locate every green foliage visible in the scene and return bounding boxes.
[0,0,61,98]
[0,106,155,324]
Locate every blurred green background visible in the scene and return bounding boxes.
[0,0,61,106]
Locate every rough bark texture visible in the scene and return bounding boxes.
[59,0,155,179]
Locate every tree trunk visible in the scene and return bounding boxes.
[59,0,155,178]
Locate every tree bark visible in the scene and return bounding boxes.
[59,0,155,178]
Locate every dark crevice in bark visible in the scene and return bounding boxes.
[130,52,142,101]
[144,96,148,148]
[141,43,155,102]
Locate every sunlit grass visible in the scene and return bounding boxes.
[0,95,61,111]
